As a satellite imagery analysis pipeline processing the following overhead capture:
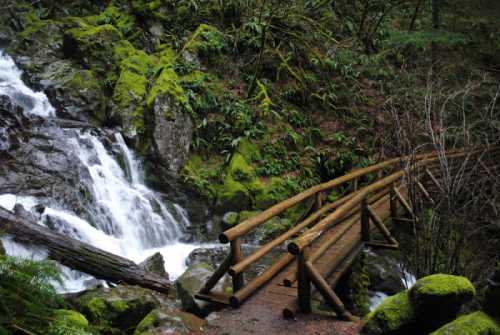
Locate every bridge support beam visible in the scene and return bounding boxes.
[231,238,244,292]
[297,247,312,313]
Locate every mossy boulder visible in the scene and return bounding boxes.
[63,22,123,82]
[430,311,500,335]
[410,274,475,328]
[39,61,106,121]
[51,309,89,329]
[133,307,205,335]
[362,291,416,335]
[362,274,477,335]
[175,262,214,317]
[74,285,164,332]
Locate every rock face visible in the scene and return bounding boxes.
[151,94,194,174]
[361,274,476,335]
[430,311,500,335]
[0,96,94,218]
[133,307,206,335]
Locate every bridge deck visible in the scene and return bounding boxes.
[206,192,393,334]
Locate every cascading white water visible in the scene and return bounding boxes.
[0,50,200,290]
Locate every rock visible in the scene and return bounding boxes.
[139,252,168,278]
[0,240,5,256]
[41,63,106,121]
[133,307,205,335]
[430,311,500,335]
[186,246,229,269]
[13,204,39,222]
[150,94,194,174]
[362,274,477,335]
[365,251,407,295]
[361,291,416,335]
[175,262,215,316]
[51,309,89,329]
[74,285,171,332]
[410,274,475,328]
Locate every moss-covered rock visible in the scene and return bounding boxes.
[236,139,261,162]
[52,309,89,328]
[361,291,416,335]
[63,22,123,82]
[75,285,163,332]
[134,307,205,335]
[410,274,475,328]
[139,252,168,278]
[430,311,500,335]
[175,262,214,316]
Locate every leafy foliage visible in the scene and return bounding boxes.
[0,255,63,333]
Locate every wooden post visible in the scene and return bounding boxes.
[390,183,398,220]
[353,178,359,191]
[297,246,311,313]
[315,191,323,210]
[361,197,370,242]
[230,238,244,292]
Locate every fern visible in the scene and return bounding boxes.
[0,255,63,334]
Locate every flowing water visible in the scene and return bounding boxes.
[0,50,200,291]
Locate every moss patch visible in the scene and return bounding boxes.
[362,291,416,335]
[430,311,500,335]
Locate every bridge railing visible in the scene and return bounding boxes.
[195,146,499,311]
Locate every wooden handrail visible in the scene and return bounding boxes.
[286,149,481,255]
[218,151,444,243]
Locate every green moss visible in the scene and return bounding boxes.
[430,311,500,335]
[362,290,416,335]
[110,300,129,313]
[85,297,107,319]
[52,309,89,328]
[183,24,225,60]
[217,176,251,212]
[88,5,137,38]
[410,274,476,310]
[236,139,261,162]
[229,153,254,182]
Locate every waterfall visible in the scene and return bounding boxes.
[0,50,200,291]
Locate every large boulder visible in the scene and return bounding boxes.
[430,311,500,335]
[133,307,206,335]
[362,274,476,335]
[362,291,417,335]
[410,274,475,329]
[73,285,171,332]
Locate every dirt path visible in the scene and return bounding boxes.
[205,302,362,335]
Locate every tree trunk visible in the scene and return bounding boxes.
[0,206,170,293]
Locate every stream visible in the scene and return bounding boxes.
[0,50,201,292]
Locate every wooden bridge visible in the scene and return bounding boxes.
[196,147,499,322]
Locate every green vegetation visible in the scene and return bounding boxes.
[430,311,500,335]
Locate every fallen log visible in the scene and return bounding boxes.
[0,206,170,293]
